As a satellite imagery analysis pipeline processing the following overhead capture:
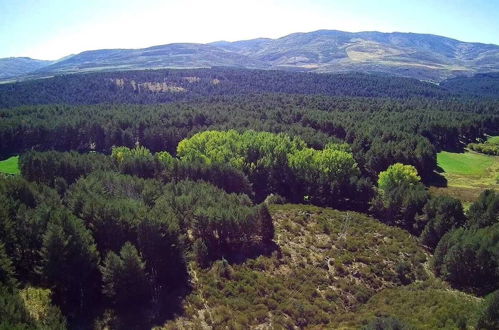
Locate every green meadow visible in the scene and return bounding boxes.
[487,135,499,144]
[0,155,20,175]
[430,150,499,204]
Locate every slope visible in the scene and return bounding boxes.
[162,204,440,328]
[2,30,499,82]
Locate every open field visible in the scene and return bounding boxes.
[0,155,20,175]
[430,150,499,205]
[487,135,499,144]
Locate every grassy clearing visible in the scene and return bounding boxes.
[163,204,429,329]
[431,150,499,204]
[437,151,494,175]
[487,135,499,144]
[0,155,20,175]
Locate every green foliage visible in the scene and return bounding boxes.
[177,129,305,177]
[172,161,253,196]
[20,150,115,188]
[477,290,499,329]
[1,67,498,328]
[420,195,466,249]
[111,146,161,178]
[101,242,150,313]
[377,163,421,193]
[362,316,412,330]
[154,180,274,262]
[468,142,499,155]
[0,176,61,283]
[433,223,499,295]
[0,243,17,288]
[19,287,67,329]
[467,189,499,228]
[0,285,66,330]
[38,208,100,316]
[177,129,370,208]
[137,211,186,302]
[288,147,359,183]
[66,171,153,252]
[371,166,428,234]
[167,204,428,328]
[468,136,499,156]
[339,283,481,329]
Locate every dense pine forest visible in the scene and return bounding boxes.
[1,68,499,329]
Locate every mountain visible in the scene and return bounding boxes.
[35,43,268,75]
[2,30,499,82]
[0,57,54,80]
[212,30,499,81]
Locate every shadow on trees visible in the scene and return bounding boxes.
[423,170,448,187]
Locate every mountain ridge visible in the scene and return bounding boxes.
[2,29,499,82]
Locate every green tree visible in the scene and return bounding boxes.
[137,211,187,310]
[377,163,421,193]
[420,196,466,250]
[0,285,67,330]
[39,208,100,316]
[477,290,499,330]
[362,316,412,330]
[467,190,499,229]
[0,242,17,288]
[101,242,150,313]
[433,223,499,295]
[372,163,428,233]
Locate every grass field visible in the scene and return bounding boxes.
[487,135,499,144]
[0,155,20,175]
[430,150,499,205]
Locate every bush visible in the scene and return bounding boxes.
[362,316,412,330]
[476,290,499,329]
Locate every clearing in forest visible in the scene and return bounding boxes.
[430,150,499,205]
[0,155,20,175]
[161,204,475,329]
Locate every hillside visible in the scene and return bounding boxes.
[0,57,53,80]
[440,72,499,97]
[163,204,479,329]
[2,30,499,82]
[0,68,454,108]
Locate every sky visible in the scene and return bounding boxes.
[1,0,498,60]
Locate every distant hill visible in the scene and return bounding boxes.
[440,72,499,97]
[1,30,499,82]
[0,68,454,108]
[0,57,53,80]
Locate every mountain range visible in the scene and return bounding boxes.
[2,29,499,82]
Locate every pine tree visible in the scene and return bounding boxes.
[101,242,150,313]
[39,208,99,316]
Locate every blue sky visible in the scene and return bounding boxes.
[1,0,498,60]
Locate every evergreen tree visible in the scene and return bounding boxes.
[420,196,466,250]
[39,208,100,317]
[101,242,150,314]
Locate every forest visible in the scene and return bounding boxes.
[1,67,498,329]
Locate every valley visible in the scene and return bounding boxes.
[0,67,497,329]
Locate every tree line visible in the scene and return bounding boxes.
[2,93,497,181]
[0,68,459,108]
